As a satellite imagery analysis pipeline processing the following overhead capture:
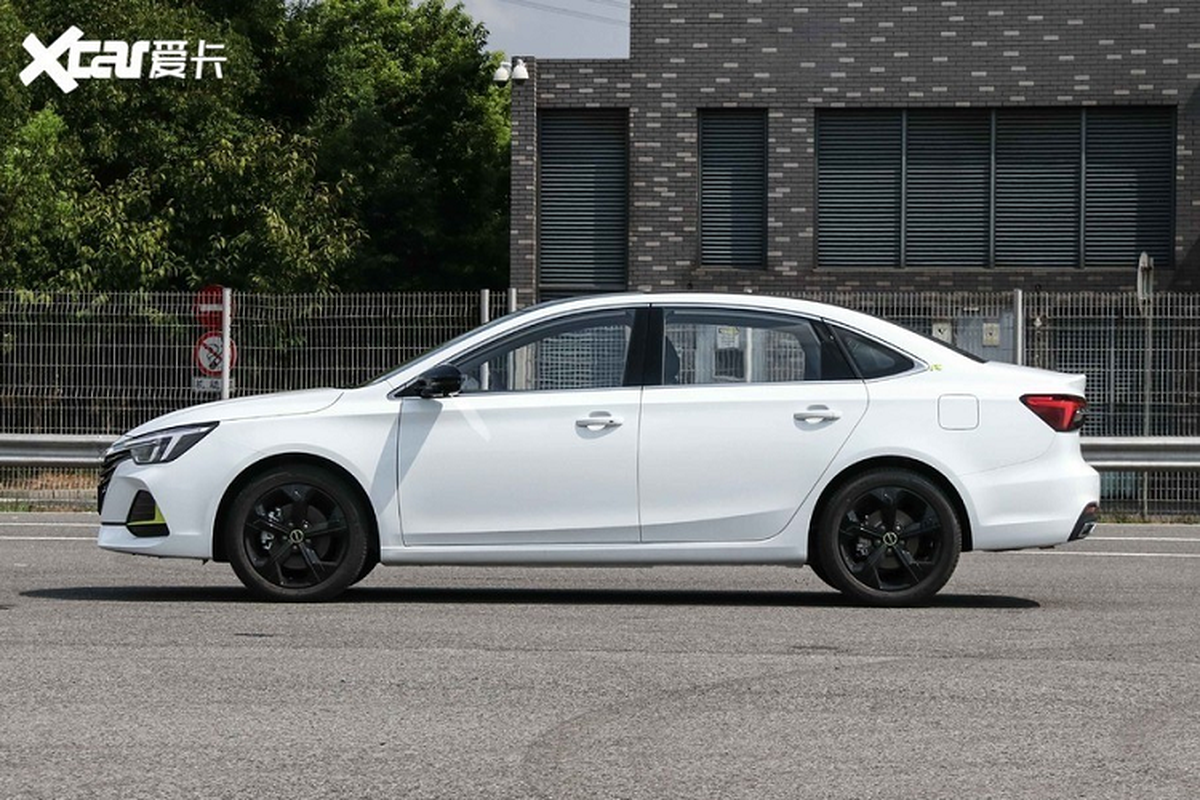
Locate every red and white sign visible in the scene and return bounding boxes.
[193,284,228,329]
[194,331,236,377]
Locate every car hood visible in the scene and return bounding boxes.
[122,388,344,437]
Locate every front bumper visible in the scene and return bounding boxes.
[96,441,242,560]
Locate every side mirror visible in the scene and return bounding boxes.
[399,364,464,399]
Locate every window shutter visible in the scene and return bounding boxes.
[817,111,903,267]
[994,110,1082,267]
[905,111,991,267]
[538,110,629,293]
[700,110,767,268]
[1084,107,1174,268]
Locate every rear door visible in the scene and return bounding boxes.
[638,306,868,543]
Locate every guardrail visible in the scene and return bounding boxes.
[0,434,116,468]
[1079,437,1200,471]
[2,434,1200,471]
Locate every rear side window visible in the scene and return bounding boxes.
[832,326,915,379]
[662,308,855,384]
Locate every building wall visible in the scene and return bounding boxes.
[510,0,1200,295]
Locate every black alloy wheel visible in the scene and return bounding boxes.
[226,465,369,602]
[815,469,961,606]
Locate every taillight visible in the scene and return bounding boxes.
[1021,394,1087,432]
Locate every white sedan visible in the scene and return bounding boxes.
[98,293,1099,606]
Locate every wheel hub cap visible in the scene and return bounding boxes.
[882,531,899,547]
[288,529,305,544]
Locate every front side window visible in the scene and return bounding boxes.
[455,310,636,393]
[662,308,854,385]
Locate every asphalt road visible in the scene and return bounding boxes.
[2,513,1199,800]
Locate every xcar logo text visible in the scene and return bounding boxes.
[20,26,226,94]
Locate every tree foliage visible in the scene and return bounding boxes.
[0,0,510,291]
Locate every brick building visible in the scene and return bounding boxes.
[507,0,1200,301]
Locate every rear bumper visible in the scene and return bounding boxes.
[1069,502,1100,542]
[962,447,1100,551]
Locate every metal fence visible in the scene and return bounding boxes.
[0,290,514,435]
[1,288,1197,515]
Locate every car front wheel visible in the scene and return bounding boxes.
[226,464,369,602]
[815,468,961,606]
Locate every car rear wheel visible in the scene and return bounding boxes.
[815,468,961,607]
[226,464,369,602]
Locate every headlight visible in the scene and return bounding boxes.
[110,422,219,465]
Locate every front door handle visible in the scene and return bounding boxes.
[576,414,623,430]
[795,406,842,423]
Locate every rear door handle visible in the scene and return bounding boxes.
[576,414,623,430]
[795,407,842,423]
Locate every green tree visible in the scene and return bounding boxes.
[162,126,361,291]
[0,0,509,291]
[0,1,30,138]
[262,0,511,290]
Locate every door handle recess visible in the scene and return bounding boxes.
[576,414,623,429]
[795,407,842,423]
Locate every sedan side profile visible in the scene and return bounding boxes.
[98,294,1100,606]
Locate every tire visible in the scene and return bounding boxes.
[225,464,369,602]
[351,556,378,587]
[814,468,961,607]
[807,557,835,589]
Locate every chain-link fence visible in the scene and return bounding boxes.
[0,290,515,435]
[2,288,1197,515]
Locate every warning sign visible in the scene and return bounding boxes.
[194,331,237,377]
[193,285,227,329]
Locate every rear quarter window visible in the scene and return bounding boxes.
[832,327,916,379]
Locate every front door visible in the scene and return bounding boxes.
[398,308,642,546]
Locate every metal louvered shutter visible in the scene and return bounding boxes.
[817,111,903,267]
[905,110,991,267]
[700,110,767,268]
[1084,107,1174,268]
[994,110,1081,267]
[538,110,629,293]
